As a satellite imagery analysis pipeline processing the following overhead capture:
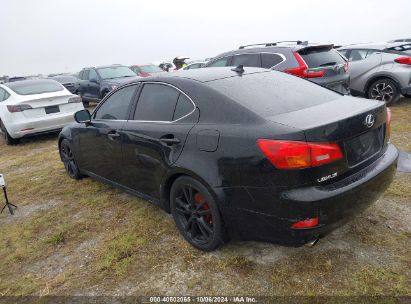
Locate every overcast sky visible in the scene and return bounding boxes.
[1,0,410,76]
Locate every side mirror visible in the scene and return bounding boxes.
[74,109,91,124]
[89,78,98,84]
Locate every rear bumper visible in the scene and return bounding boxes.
[7,111,78,139]
[218,144,398,246]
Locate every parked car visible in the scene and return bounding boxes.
[338,42,411,103]
[182,61,207,70]
[388,38,411,43]
[0,79,84,144]
[8,77,27,82]
[59,67,397,251]
[76,65,140,106]
[204,41,350,94]
[130,64,164,77]
[49,75,78,93]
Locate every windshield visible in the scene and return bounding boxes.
[6,80,64,95]
[97,66,136,79]
[51,76,77,83]
[141,65,163,73]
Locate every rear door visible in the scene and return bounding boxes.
[120,82,199,198]
[346,49,382,91]
[77,84,138,181]
[298,46,350,94]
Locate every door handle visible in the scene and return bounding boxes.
[159,137,180,145]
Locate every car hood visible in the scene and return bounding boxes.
[102,76,141,86]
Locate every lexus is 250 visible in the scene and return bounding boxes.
[0,79,84,145]
[58,67,398,251]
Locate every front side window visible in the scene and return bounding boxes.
[94,85,137,120]
[88,69,98,81]
[134,83,180,121]
[207,57,230,67]
[232,54,260,67]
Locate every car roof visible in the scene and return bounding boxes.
[210,43,334,59]
[338,42,409,50]
[142,67,271,83]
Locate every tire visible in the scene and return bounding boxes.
[0,120,19,145]
[59,139,82,179]
[367,78,400,105]
[170,176,225,251]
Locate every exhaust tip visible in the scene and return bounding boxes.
[305,238,319,247]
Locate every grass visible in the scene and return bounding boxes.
[0,99,410,296]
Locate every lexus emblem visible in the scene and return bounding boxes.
[364,114,375,128]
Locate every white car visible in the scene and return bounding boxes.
[0,79,84,144]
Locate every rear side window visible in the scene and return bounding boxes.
[0,88,10,102]
[232,54,260,67]
[299,48,345,67]
[173,94,194,120]
[349,49,377,62]
[261,53,284,68]
[207,71,339,117]
[134,84,179,121]
[207,57,230,67]
[94,85,136,120]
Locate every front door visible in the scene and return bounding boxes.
[120,83,198,199]
[77,84,138,182]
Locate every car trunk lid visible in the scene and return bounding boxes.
[267,96,388,183]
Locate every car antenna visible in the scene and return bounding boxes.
[231,65,244,74]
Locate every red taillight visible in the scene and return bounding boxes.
[285,52,326,78]
[7,104,32,113]
[394,57,411,65]
[291,217,319,229]
[257,139,343,169]
[291,217,318,229]
[386,107,392,141]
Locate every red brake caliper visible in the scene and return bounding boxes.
[194,192,212,225]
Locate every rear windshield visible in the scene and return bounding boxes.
[299,47,346,68]
[6,80,64,95]
[207,71,340,117]
[141,65,163,73]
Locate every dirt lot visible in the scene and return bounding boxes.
[0,98,410,297]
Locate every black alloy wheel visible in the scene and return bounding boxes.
[368,78,399,104]
[170,176,225,251]
[60,139,82,179]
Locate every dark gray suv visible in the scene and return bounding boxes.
[205,41,350,94]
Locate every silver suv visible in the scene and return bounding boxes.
[338,42,411,104]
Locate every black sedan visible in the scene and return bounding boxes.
[58,67,398,251]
